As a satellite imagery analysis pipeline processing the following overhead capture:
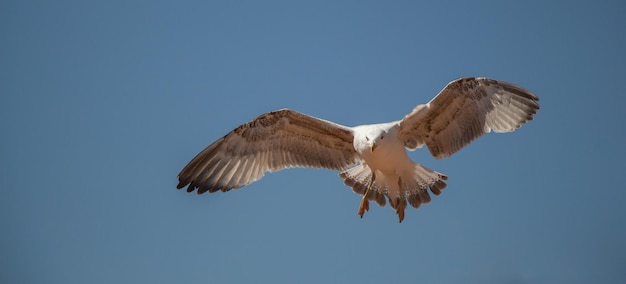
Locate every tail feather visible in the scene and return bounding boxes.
[402,164,448,209]
[339,164,386,207]
[340,163,448,222]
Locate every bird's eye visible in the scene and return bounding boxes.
[380,136,384,140]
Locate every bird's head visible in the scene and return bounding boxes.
[365,129,387,152]
[354,123,398,155]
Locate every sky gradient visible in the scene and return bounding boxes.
[2,1,625,283]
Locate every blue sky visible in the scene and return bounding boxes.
[2,1,625,283]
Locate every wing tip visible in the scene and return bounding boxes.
[176,176,188,189]
[455,77,540,103]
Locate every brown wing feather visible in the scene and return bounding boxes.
[177,109,359,194]
[398,77,540,159]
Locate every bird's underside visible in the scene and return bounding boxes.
[177,77,540,222]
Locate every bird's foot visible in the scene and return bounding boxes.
[396,208,405,223]
[358,197,370,218]
[358,171,375,219]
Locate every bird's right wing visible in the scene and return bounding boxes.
[177,109,360,194]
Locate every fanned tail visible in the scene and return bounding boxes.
[339,163,448,222]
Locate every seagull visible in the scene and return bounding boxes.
[177,77,539,222]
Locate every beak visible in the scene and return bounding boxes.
[370,143,377,152]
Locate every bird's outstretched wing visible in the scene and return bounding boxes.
[177,109,359,194]
[398,77,540,159]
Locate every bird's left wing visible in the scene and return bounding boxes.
[177,109,359,194]
[398,77,539,159]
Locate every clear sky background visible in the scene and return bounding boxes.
[2,1,625,283]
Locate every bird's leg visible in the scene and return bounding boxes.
[358,172,376,218]
[396,177,406,223]
[396,203,406,223]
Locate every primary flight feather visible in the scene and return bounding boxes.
[177,77,539,222]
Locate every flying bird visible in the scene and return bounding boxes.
[177,77,539,222]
